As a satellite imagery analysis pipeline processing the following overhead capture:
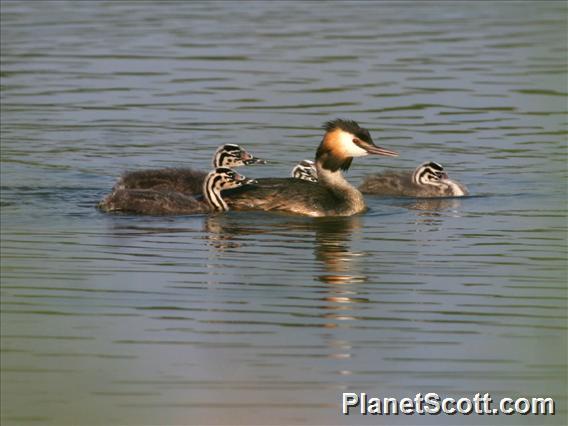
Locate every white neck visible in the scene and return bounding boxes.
[315,162,366,215]
[202,173,229,211]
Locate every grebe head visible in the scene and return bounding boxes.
[412,162,448,186]
[316,119,398,172]
[213,144,267,168]
[203,167,257,211]
[291,159,318,182]
[208,167,257,190]
[412,161,468,196]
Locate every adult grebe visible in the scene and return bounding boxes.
[221,119,399,217]
[359,161,468,197]
[98,168,257,215]
[114,144,265,195]
[291,159,318,182]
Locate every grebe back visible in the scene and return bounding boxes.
[98,167,256,215]
[222,119,398,217]
[115,144,265,195]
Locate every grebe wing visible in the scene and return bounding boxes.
[98,189,209,215]
[116,168,207,195]
[222,178,338,216]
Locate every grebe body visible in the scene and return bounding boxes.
[223,177,357,217]
[359,161,468,197]
[222,119,398,217]
[98,168,256,215]
[115,144,265,195]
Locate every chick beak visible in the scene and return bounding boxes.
[235,172,257,185]
[353,138,399,157]
[241,151,268,165]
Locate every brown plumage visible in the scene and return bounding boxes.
[221,119,399,217]
[113,144,265,196]
[116,168,206,195]
[98,168,256,215]
[223,177,360,216]
[98,188,210,215]
[359,162,469,197]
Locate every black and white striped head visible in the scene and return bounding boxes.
[207,167,257,191]
[203,167,257,212]
[412,162,449,186]
[212,144,266,168]
[291,159,318,183]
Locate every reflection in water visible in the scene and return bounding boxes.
[204,214,367,284]
[311,217,367,335]
[203,214,370,366]
[405,198,465,228]
[373,197,467,229]
[312,216,367,285]
[3,0,566,423]
[204,214,369,332]
[404,197,464,214]
[203,214,247,251]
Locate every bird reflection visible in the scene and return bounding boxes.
[204,214,369,327]
[382,197,469,217]
[404,197,464,214]
[369,197,466,228]
[203,213,375,368]
[402,198,461,217]
[311,216,367,285]
[204,213,368,284]
[402,198,466,228]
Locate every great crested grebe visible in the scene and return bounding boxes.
[291,159,318,182]
[359,161,468,197]
[114,144,265,195]
[221,119,399,217]
[98,168,257,215]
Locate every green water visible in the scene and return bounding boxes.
[1,1,566,424]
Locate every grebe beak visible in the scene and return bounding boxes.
[243,178,258,185]
[353,138,399,157]
[241,151,268,165]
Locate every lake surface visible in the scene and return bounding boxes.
[1,1,566,425]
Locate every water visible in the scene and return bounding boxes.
[1,1,566,424]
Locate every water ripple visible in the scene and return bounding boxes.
[2,1,566,425]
